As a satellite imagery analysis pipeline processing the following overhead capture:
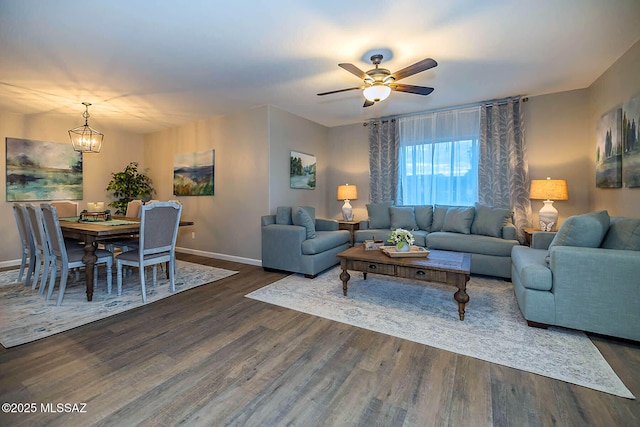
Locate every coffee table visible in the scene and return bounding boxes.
[337,246,472,320]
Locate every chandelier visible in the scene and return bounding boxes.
[68,102,103,153]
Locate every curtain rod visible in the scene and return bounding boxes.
[363,95,527,126]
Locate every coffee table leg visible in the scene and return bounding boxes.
[340,261,350,296]
[453,274,470,321]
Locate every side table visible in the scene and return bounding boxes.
[522,227,556,247]
[338,220,359,247]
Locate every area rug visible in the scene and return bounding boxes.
[0,261,238,348]
[246,266,634,399]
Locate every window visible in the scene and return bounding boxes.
[398,106,480,206]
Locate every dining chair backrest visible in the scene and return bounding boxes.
[50,201,78,218]
[13,203,33,254]
[138,202,182,258]
[40,204,68,263]
[125,199,143,218]
[25,204,48,254]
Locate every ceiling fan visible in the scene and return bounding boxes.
[317,54,437,107]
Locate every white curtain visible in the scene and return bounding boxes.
[398,106,481,206]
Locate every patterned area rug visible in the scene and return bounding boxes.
[0,261,237,348]
[246,266,634,399]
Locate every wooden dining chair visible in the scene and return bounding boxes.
[50,201,78,218]
[116,201,182,303]
[40,204,113,306]
[13,203,35,285]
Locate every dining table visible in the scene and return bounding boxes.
[58,216,194,301]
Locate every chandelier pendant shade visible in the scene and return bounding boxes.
[69,102,103,153]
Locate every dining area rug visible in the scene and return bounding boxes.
[246,266,634,399]
[0,261,237,348]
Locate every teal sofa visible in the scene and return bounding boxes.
[261,206,350,278]
[511,212,640,341]
[355,203,520,279]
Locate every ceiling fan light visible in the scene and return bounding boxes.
[363,84,391,102]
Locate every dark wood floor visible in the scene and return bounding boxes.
[0,254,638,427]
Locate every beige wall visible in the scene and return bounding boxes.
[523,89,591,226]
[268,106,330,217]
[0,110,144,267]
[144,106,270,264]
[589,39,640,216]
[327,123,370,222]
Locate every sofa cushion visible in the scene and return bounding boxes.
[600,218,640,251]
[411,230,428,247]
[367,202,393,229]
[432,205,450,231]
[471,204,512,238]
[427,232,517,256]
[390,206,418,230]
[293,206,316,239]
[301,230,350,255]
[442,206,475,234]
[511,246,553,291]
[548,211,610,251]
[414,205,433,231]
[276,206,293,225]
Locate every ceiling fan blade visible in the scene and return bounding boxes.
[390,84,434,96]
[390,58,437,81]
[339,63,369,80]
[363,99,375,108]
[317,87,362,96]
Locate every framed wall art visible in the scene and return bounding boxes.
[173,149,215,196]
[622,94,640,187]
[5,137,83,201]
[595,107,622,188]
[290,150,316,190]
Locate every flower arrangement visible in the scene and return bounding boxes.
[387,228,415,249]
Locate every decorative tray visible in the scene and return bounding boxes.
[381,246,430,258]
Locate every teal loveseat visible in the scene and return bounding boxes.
[355,202,520,279]
[511,211,640,341]
[261,206,350,278]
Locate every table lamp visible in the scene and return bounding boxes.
[337,184,358,221]
[529,177,569,231]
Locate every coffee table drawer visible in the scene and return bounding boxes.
[396,266,449,282]
[350,260,395,276]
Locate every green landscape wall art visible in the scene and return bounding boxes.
[5,137,83,201]
[623,94,640,187]
[596,108,622,188]
[290,150,316,190]
[173,150,214,196]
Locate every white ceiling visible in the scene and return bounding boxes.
[1,0,639,135]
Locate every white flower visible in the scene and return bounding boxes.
[387,228,415,248]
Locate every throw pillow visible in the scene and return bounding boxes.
[600,218,640,251]
[390,206,418,230]
[442,207,475,234]
[275,206,293,225]
[432,205,451,231]
[548,210,610,251]
[471,204,513,238]
[414,205,434,231]
[367,201,394,229]
[293,207,316,239]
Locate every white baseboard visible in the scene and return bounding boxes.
[2,249,262,270]
[0,259,21,269]
[176,247,262,267]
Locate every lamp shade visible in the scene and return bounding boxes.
[337,184,358,201]
[530,178,568,201]
[363,84,391,102]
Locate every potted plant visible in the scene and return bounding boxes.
[106,162,155,215]
[388,228,415,252]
